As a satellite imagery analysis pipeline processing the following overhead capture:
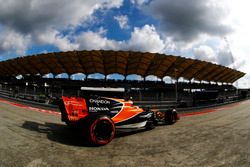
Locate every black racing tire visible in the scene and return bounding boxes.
[87,115,115,146]
[165,109,175,125]
[145,121,155,130]
[172,112,178,124]
[146,111,156,128]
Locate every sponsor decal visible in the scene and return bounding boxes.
[64,101,84,107]
[89,99,111,106]
[89,107,109,112]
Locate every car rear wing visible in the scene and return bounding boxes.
[59,96,89,122]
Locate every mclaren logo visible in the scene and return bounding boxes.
[89,99,110,105]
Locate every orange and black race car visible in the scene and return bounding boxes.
[59,95,179,146]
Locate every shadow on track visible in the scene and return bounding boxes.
[21,121,152,147]
[22,121,92,147]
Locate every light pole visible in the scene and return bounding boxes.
[44,82,48,94]
[25,82,28,94]
[174,68,178,103]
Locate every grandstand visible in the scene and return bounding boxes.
[0,50,248,110]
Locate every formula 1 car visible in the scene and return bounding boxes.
[59,95,179,146]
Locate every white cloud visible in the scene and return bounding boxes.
[0,0,123,33]
[236,74,250,89]
[0,1,166,55]
[141,0,249,88]
[127,25,165,52]
[0,29,30,56]
[147,0,233,42]
[36,29,78,51]
[114,15,129,29]
[130,0,149,6]
[194,45,216,63]
[0,0,124,55]
[193,42,241,68]
[216,50,234,67]
[221,0,250,87]
[103,0,123,8]
[76,29,121,50]
[75,24,165,53]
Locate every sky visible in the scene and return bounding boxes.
[0,0,249,88]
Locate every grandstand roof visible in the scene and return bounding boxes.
[0,50,245,83]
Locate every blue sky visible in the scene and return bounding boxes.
[0,0,249,88]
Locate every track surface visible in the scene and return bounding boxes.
[0,100,250,167]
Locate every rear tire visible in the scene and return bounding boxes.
[87,115,115,146]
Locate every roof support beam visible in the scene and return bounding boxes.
[25,57,42,75]
[53,53,69,75]
[230,73,245,83]
[221,72,236,83]
[10,59,29,75]
[0,63,13,76]
[204,67,225,82]
[162,57,181,79]
[176,60,197,78]
[143,54,158,77]
[187,62,209,81]
[75,51,87,74]
[213,69,233,82]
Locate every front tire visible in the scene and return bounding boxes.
[165,109,178,125]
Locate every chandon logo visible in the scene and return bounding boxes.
[89,99,110,105]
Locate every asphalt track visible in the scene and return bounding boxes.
[0,99,250,167]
